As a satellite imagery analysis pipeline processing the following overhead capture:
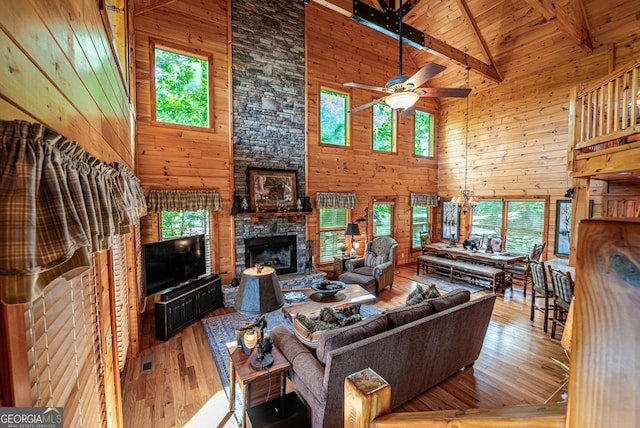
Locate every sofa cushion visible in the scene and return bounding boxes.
[353,266,374,276]
[316,313,388,364]
[429,289,471,313]
[385,301,434,328]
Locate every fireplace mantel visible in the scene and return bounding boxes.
[235,211,311,225]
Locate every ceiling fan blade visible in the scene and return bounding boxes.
[401,106,416,118]
[419,88,472,98]
[344,82,388,93]
[404,63,446,89]
[349,98,386,113]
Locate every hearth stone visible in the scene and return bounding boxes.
[222,271,326,308]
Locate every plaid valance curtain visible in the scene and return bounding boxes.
[0,120,147,304]
[410,193,439,207]
[146,189,222,212]
[315,192,357,209]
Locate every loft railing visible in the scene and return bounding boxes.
[568,58,640,175]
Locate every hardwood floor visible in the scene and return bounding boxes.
[122,265,566,428]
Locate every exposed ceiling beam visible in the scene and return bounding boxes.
[422,34,501,82]
[525,0,593,52]
[371,0,388,11]
[453,0,503,82]
[314,0,503,83]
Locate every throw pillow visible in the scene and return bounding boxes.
[374,254,388,265]
[316,314,388,364]
[406,284,426,306]
[425,283,440,298]
[364,251,377,267]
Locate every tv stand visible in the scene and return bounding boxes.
[155,274,222,341]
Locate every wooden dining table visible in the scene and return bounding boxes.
[423,242,528,289]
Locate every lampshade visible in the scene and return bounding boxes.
[234,266,284,315]
[344,223,361,237]
[385,91,420,110]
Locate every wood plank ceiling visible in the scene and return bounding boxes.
[317,0,640,95]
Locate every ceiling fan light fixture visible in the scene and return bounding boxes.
[385,91,419,110]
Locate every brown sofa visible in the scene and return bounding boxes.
[270,289,496,428]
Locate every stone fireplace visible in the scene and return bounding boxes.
[245,235,297,275]
[231,0,306,277]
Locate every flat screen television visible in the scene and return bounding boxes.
[143,234,207,296]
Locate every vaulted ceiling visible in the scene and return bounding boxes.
[316,0,640,94]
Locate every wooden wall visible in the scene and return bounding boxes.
[437,44,640,260]
[132,0,235,278]
[0,0,134,425]
[0,0,133,166]
[306,4,442,266]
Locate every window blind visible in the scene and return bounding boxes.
[24,268,106,427]
[112,235,129,371]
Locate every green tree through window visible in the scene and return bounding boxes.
[411,206,429,248]
[373,202,393,237]
[320,88,349,146]
[414,110,434,157]
[154,47,209,127]
[161,210,211,271]
[470,199,545,254]
[372,103,394,152]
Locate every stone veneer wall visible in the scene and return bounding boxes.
[231,0,306,276]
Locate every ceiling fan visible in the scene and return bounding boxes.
[344,1,471,115]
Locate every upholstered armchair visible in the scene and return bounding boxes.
[341,236,398,295]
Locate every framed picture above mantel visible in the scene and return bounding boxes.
[248,168,297,211]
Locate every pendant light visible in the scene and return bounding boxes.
[451,67,479,214]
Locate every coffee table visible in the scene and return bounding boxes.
[281,283,376,321]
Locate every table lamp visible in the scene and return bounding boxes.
[344,223,361,257]
[234,264,285,369]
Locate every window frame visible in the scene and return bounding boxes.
[150,39,214,131]
[414,110,435,158]
[372,198,395,238]
[371,103,397,153]
[319,87,351,147]
[99,0,129,93]
[469,197,549,255]
[318,208,349,264]
[411,205,430,249]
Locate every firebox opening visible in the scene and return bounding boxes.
[245,235,297,275]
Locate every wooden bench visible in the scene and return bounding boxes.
[417,255,505,293]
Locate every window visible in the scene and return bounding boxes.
[320,88,349,146]
[411,206,429,248]
[154,46,210,128]
[414,110,434,157]
[161,210,211,271]
[99,0,128,90]
[372,103,396,152]
[373,201,394,237]
[471,199,546,254]
[470,200,503,239]
[505,200,545,253]
[319,208,347,263]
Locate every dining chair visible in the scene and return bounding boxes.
[505,242,546,296]
[548,265,574,339]
[529,260,553,333]
[419,231,431,254]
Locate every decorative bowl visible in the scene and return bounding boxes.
[311,280,346,297]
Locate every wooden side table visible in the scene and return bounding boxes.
[333,255,354,278]
[226,342,291,428]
